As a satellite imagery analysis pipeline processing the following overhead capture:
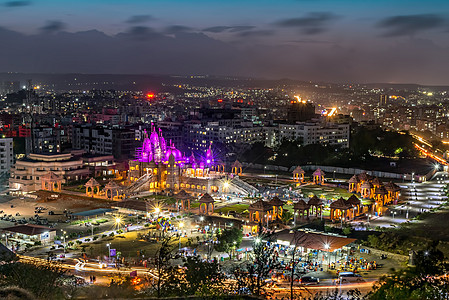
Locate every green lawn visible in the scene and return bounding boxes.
[70,218,109,225]
[297,185,354,201]
[72,230,193,259]
[215,204,249,214]
[64,185,86,193]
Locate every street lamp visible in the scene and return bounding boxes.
[324,243,330,270]
[255,237,261,244]
[223,181,229,193]
[200,216,204,230]
[179,222,184,250]
[115,216,122,230]
[62,231,66,253]
[2,234,8,247]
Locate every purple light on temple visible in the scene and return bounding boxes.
[136,126,219,170]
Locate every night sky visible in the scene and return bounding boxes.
[1,0,449,85]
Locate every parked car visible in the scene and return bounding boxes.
[338,272,364,283]
[299,276,320,285]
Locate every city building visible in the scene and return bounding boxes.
[30,126,69,154]
[379,94,389,106]
[72,125,135,160]
[0,137,13,174]
[9,152,89,193]
[277,121,350,148]
[287,100,316,123]
[0,81,20,95]
[1,224,56,246]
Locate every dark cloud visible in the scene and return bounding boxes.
[4,1,31,7]
[288,39,332,44]
[377,14,444,37]
[119,26,164,41]
[275,12,338,35]
[236,30,274,37]
[1,25,449,85]
[164,25,193,34]
[127,26,154,35]
[125,15,153,24]
[39,20,66,34]
[228,26,255,32]
[203,25,255,33]
[203,26,230,33]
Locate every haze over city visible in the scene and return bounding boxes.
[1,0,449,84]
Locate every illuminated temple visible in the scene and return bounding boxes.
[128,126,241,195]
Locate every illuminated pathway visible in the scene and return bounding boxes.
[19,254,375,296]
[369,172,448,228]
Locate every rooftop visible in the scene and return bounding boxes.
[275,229,356,252]
[71,208,117,217]
[2,224,56,236]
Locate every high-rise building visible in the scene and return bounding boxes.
[0,81,20,95]
[0,137,14,174]
[287,101,316,123]
[72,125,135,160]
[379,94,389,106]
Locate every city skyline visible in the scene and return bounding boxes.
[1,0,449,85]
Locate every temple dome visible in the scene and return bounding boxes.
[165,145,182,161]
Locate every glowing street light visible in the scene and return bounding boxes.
[223,181,230,193]
[255,237,261,244]
[115,216,123,230]
[179,222,184,249]
[324,243,330,269]
[62,231,67,253]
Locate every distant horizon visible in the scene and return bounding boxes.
[0,71,447,89]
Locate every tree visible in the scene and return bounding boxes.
[169,255,228,297]
[0,286,35,300]
[241,142,273,164]
[368,242,449,300]
[233,235,281,297]
[281,209,294,225]
[214,227,243,259]
[106,272,136,299]
[0,261,69,299]
[146,235,176,298]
